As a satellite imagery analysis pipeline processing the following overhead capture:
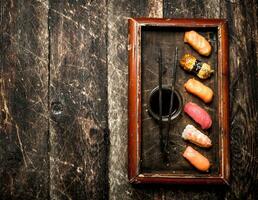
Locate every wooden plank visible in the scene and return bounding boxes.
[48,1,109,199]
[107,0,159,199]
[0,0,49,199]
[219,0,258,199]
[147,0,163,18]
[164,0,221,18]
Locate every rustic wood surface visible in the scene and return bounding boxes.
[0,0,257,199]
[141,26,220,175]
[48,1,109,199]
[0,0,49,199]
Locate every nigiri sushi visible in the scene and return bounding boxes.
[183,146,210,172]
[184,102,212,130]
[180,54,214,79]
[184,30,212,56]
[182,124,212,148]
[184,78,213,103]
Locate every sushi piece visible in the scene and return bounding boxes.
[180,54,214,79]
[183,146,210,172]
[184,102,212,130]
[182,124,212,148]
[184,30,212,56]
[184,78,214,103]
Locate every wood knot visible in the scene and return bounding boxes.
[51,101,63,115]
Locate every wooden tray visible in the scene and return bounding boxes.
[128,18,229,184]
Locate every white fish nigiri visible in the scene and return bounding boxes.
[182,124,212,148]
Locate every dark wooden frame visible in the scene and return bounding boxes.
[128,18,229,184]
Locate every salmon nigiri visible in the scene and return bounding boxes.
[183,146,210,172]
[184,30,212,56]
[182,124,212,148]
[184,78,213,103]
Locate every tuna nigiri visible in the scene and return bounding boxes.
[184,102,212,130]
[183,146,210,172]
[184,78,213,103]
[182,124,212,148]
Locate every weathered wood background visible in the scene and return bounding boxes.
[0,0,257,199]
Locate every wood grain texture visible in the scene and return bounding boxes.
[0,0,257,199]
[140,25,220,175]
[107,0,156,199]
[163,0,258,199]
[0,0,49,199]
[48,1,109,199]
[147,0,163,18]
[219,0,258,199]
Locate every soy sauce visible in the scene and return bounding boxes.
[149,88,179,117]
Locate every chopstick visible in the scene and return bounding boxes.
[164,47,178,155]
[158,48,164,154]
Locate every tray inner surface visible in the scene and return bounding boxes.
[141,26,219,176]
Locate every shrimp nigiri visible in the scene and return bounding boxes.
[182,124,212,148]
[183,146,210,172]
